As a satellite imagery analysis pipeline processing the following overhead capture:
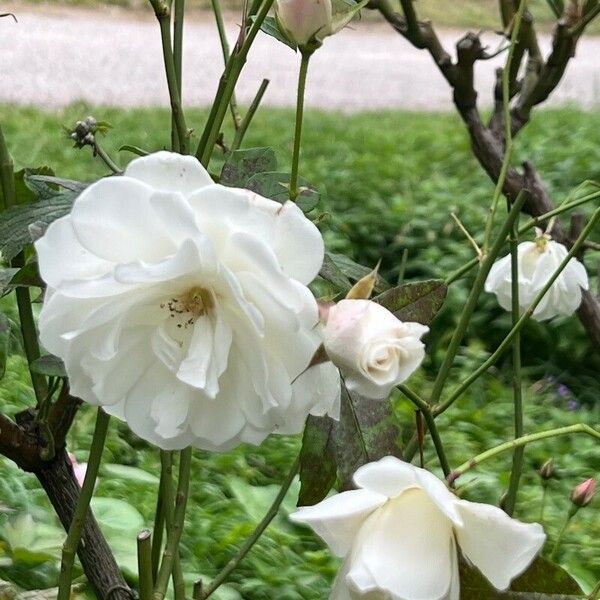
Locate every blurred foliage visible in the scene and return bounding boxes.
[0,105,598,596]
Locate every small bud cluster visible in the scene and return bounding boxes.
[68,116,98,149]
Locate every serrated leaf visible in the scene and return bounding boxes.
[374,279,447,325]
[220,147,278,188]
[0,312,9,380]
[459,556,582,598]
[0,189,76,261]
[246,171,319,212]
[30,354,66,378]
[298,415,337,506]
[323,253,390,294]
[118,144,150,157]
[260,16,297,51]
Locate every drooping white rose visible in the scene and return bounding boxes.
[485,232,589,321]
[275,0,333,47]
[321,299,428,399]
[291,457,545,600]
[36,151,340,451]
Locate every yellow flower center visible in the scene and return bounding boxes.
[161,286,214,329]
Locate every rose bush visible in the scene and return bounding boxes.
[35,151,340,451]
[291,457,546,600]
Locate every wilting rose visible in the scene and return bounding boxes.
[485,232,589,321]
[36,152,340,451]
[291,457,545,599]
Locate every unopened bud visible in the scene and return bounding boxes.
[84,115,97,129]
[539,459,556,482]
[571,478,596,509]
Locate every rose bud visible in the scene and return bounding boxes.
[571,478,596,509]
[321,299,428,399]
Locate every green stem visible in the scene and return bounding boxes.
[539,485,548,523]
[172,0,185,151]
[57,409,110,600]
[504,199,523,516]
[151,471,166,581]
[550,507,578,560]
[138,530,154,600]
[482,0,528,254]
[153,448,192,600]
[231,78,270,151]
[429,191,528,406]
[94,143,122,174]
[449,424,600,482]
[195,0,275,166]
[210,0,241,130]
[151,3,189,154]
[289,51,311,201]
[199,456,300,599]
[437,207,600,415]
[0,126,46,402]
[570,4,600,36]
[422,408,451,476]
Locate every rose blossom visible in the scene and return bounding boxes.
[485,232,589,321]
[321,299,428,399]
[36,152,340,451]
[291,456,545,600]
[275,0,332,47]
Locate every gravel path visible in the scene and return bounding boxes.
[2,4,600,111]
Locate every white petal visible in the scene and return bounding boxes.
[272,201,324,284]
[124,151,213,197]
[71,177,176,263]
[348,489,454,600]
[454,499,545,591]
[35,216,112,288]
[352,457,461,524]
[290,489,387,557]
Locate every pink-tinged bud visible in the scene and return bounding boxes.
[539,459,555,482]
[68,452,88,488]
[275,0,332,47]
[571,478,596,508]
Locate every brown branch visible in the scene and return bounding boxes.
[375,3,600,352]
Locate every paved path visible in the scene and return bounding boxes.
[2,4,600,111]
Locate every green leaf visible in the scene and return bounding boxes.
[220,147,278,188]
[0,312,10,380]
[260,16,297,51]
[118,144,150,157]
[298,416,337,506]
[319,253,352,292]
[90,497,144,533]
[0,167,54,208]
[323,253,390,294]
[0,268,18,296]
[29,355,66,378]
[9,261,44,289]
[304,385,403,495]
[102,464,160,485]
[26,175,88,194]
[459,556,582,599]
[246,171,320,213]
[0,185,77,261]
[374,279,447,325]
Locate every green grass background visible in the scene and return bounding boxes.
[0,103,599,598]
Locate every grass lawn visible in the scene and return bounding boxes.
[0,104,599,597]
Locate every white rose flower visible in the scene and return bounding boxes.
[36,151,340,451]
[275,0,333,47]
[291,456,545,600]
[321,299,428,399]
[485,233,589,321]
